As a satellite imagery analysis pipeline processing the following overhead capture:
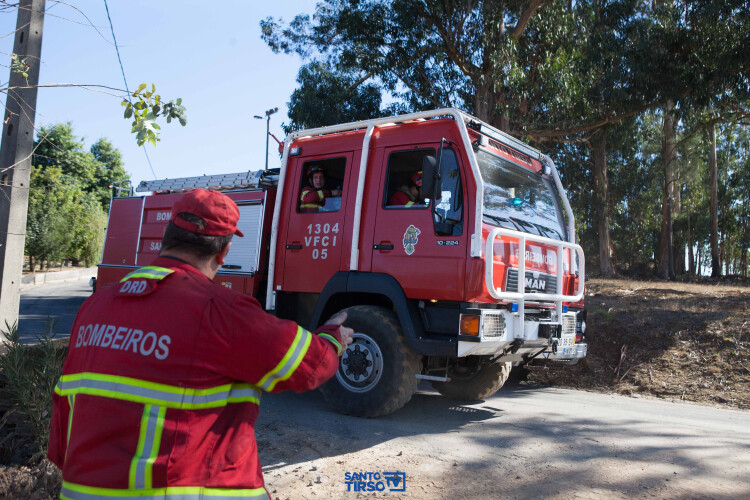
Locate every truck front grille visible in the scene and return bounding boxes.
[505,269,558,294]
[481,313,506,338]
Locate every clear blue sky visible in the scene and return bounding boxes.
[0,0,314,185]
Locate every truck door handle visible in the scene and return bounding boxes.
[286,244,302,250]
[373,243,394,250]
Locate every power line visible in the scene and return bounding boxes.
[102,0,157,180]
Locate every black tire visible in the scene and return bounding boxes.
[319,305,420,418]
[431,360,511,401]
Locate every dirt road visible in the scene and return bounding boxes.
[257,383,750,499]
[5,278,750,499]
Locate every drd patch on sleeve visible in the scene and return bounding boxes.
[118,279,157,296]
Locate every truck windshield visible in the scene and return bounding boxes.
[475,149,566,241]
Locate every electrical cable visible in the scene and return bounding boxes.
[102,0,157,180]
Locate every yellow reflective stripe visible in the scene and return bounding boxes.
[120,266,174,283]
[300,204,321,209]
[55,373,260,409]
[256,326,312,391]
[317,333,342,355]
[65,394,75,460]
[61,480,269,499]
[129,407,150,489]
[146,407,166,488]
[317,190,324,201]
[405,201,415,206]
[130,405,167,490]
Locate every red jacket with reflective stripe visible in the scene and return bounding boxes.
[48,257,341,497]
[299,186,330,212]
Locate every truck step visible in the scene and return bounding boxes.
[416,374,450,382]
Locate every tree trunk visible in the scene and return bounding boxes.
[696,242,702,275]
[592,129,615,277]
[672,183,684,275]
[709,121,721,277]
[658,103,677,279]
[687,184,694,276]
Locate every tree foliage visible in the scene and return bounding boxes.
[262,0,583,132]
[122,83,187,146]
[284,61,390,133]
[26,124,127,269]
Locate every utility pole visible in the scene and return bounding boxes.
[0,0,45,341]
[254,107,278,170]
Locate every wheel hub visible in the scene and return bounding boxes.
[336,333,383,393]
[343,344,372,379]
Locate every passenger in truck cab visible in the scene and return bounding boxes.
[387,170,426,207]
[299,165,342,212]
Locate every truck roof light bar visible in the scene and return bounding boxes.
[466,120,543,161]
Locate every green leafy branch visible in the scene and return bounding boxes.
[122,83,187,146]
[10,53,30,84]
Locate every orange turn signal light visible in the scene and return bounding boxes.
[460,315,480,336]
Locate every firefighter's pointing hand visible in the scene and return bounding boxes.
[325,311,354,355]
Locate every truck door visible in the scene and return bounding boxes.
[281,153,353,292]
[371,146,467,301]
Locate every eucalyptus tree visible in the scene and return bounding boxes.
[283,61,391,133]
[262,0,582,133]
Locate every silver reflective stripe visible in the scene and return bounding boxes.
[60,485,270,500]
[257,328,311,391]
[56,378,261,409]
[133,405,162,489]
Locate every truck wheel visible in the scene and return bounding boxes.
[319,305,420,418]
[431,360,511,401]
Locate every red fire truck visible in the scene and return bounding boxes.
[96,108,587,417]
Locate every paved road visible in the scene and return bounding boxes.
[17,279,91,343]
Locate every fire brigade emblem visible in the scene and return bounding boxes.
[403,225,421,255]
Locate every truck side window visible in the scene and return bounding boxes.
[298,157,346,213]
[383,149,434,209]
[434,148,463,236]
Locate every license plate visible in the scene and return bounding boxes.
[559,330,576,349]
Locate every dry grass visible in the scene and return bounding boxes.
[529,278,750,409]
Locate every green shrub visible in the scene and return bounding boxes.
[0,319,67,463]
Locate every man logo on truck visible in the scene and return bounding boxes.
[525,277,546,291]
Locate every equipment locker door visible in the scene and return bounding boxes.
[371,146,467,301]
[281,153,353,293]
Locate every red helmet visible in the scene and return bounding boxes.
[306,165,325,178]
[411,170,422,187]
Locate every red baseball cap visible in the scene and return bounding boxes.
[171,188,244,237]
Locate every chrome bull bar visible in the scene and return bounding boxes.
[485,227,585,340]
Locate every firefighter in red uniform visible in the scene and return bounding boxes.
[48,188,353,500]
[299,165,341,212]
[387,170,424,207]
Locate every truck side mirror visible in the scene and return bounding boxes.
[421,155,438,199]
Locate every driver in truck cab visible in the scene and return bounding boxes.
[299,165,341,212]
[387,170,425,207]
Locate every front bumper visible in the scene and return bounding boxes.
[545,342,587,364]
[456,309,587,362]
